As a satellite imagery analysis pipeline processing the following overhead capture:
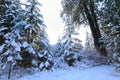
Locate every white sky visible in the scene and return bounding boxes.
[40,0,64,44]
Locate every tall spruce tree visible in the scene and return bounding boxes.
[23,0,53,70]
[0,0,53,71]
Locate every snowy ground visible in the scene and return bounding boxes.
[17,65,120,80]
[1,65,120,80]
[1,49,120,80]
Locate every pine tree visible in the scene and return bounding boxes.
[55,36,63,57]
[22,0,53,70]
[58,16,83,66]
[0,0,53,71]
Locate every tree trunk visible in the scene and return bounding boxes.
[8,62,12,80]
[89,1,107,56]
[83,3,107,56]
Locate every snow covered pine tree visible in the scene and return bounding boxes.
[0,0,53,72]
[58,24,83,66]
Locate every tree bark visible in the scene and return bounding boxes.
[83,2,107,56]
[90,1,107,56]
[8,62,12,80]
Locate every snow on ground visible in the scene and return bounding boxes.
[14,65,120,80]
[0,49,120,80]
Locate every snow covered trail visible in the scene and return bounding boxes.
[17,65,120,80]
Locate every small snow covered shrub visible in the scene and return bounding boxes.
[78,49,112,66]
[113,52,120,68]
[64,52,78,66]
[58,38,83,66]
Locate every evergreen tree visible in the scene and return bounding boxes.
[58,16,83,66]
[0,0,53,71]
[23,0,53,70]
[55,36,64,57]
[0,0,25,79]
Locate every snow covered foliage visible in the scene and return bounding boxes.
[59,5,83,66]
[0,0,16,45]
[54,37,64,57]
[56,24,83,66]
[0,0,53,71]
[98,0,120,68]
[0,0,20,69]
[0,22,36,69]
[23,0,53,70]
